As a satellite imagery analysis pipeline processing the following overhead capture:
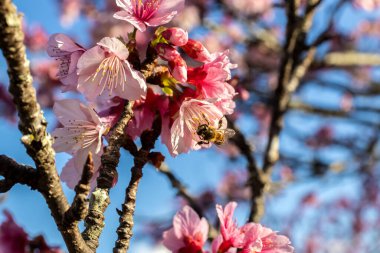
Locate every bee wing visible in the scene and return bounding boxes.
[223,128,236,139]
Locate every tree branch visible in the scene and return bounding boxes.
[113,115,161,253]
[250,0,321,222]
[323,52,380,67]
[0,155,38,192]
[226,117,266,221]
[0,1,91,252]
[82,101,134,251]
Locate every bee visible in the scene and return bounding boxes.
[196,115,235,146]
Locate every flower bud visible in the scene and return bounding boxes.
[181,39,212,62]
[156,43,180,62]
[162,27,188,46]
[169,56,187,83]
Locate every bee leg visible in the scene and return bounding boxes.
[218,116,226,129]
[197,140,210,146]
[201,113,210,125]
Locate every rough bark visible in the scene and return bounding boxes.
[0,1,91,252]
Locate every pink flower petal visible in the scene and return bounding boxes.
[47,33,83,57]
[97,37,129,60]
[113,11,148,32]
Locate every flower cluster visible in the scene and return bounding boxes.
[47,0,237,188]
[162,202,294,253]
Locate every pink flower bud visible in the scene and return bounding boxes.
[169,56,187,83]
[181,39,212,62]
[162,27,188,46]
[156,43,180,61]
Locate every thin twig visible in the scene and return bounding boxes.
[250,0,322,222]
[82,101,134,251]
[0,155,38,192]
[155,162,204,218]
[226,117,266,220]
[113,115,161,253]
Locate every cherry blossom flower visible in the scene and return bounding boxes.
[169,98,225,156]
[52,99,110,188]
[126,87,169,139]
[77,37,146,101]
[240,223,263,253]
[187,51,237,114]
[215,202,245,251]
[215,202,294,253]
[211,235,237,253]
[52,99,109,155]
[162,205,209,253]
[257,227,294,253]
[114,0,185,32]
[46,33,85,91]
[163,203,293,253]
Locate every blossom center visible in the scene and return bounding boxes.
[87,55,127,96]
[132,0,161,20]
[63,119,100,149]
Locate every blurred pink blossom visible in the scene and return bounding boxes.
[218,170,250,201]
[60,0,82,27]
[0,211,28,253]
[77,37,146,101]
[340,92,353,112]
[0,211,63,253]
[114,0,185,32]
[256,227,294,253]
[0,84,17,122]
[223,0,273,16]
[353,0,380,11]
[24,25,48,52]
[171,5,201,30]
[162,206,209,253]
[306,126,333,149]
